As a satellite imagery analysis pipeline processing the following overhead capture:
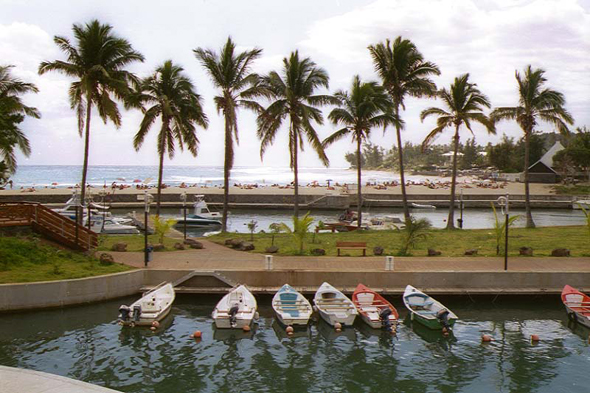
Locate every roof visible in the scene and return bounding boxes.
[528,141,564,172]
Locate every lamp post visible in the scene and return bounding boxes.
[73,189,79,245]
[85,188,92,231]
[144,191,153,267]
[497,194,510,271]
[180,192,187,240]
[458,188,464,229]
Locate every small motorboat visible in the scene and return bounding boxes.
[403,285,457,331]
[313,282,357,327]
[174,196,222,229]
[272,284,313,326]
[411,202,436,209]
[118,282,175,327]
[561,285,590,328]
[352,283,398,331]
[212,285,258,329]
[83,216,140,234]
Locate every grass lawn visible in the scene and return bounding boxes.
[0,236,134,284]
[208,226,590,257]
[98,234,182,252]
[554,184,590,195]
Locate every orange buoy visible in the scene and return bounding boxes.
[150,326,156,331]
[531,334,540,343]
[481,334,493,343]
[334,322,342,331]
[151,321,160,328]
[243,325,251,332]
[192,330,202,339]
[286,326,294,335]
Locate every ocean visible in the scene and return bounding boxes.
[8,165,412,189]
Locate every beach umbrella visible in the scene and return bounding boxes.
[133,179,142,183]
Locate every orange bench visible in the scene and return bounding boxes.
[336,241,367,256]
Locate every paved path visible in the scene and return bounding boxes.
[109,239,590,272]
[0,366,119,392]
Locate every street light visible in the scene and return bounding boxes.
[180,192,187,240]
[497,194,510,271]
[144,191,154,267]
[458,188,464,229]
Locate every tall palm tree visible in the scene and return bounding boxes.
[368,37,440,221]
[129,60,208,215]
[490,66,573,228]
[421,74,495,229]
[194,37,263,232]
[0,65,40,174]
[257,51,338,218]
[38,19,144,209]
[322,75,399,227]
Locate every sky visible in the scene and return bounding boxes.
[2,0,590,169]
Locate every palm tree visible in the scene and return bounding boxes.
[490,66,573,228]
[194,37,263,232]
[421,74,495,229]
[368,37,440,221]
[0,65,40,174]
[129,60,208,215]
[257,51,337,218]
[322,75,399,227]
[38,19,144,210]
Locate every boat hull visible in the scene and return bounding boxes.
[120,303,172,326]
[318,309,356,326]
[276,314,311,326]
[213,285,258,329]
[213,313,255,329]
[360,313,397,329]
[410,311,457,330]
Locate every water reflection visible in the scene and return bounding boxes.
[1,295,590,392]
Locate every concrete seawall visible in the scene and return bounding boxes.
[1,268,588,312]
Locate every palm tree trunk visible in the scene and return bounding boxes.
[293,128,299,219]
[446,125,460,230]
[394,104,410,222]
[221,114,232,232]
[356,135,363,228]
[524,128,535,228]
[79,95,92,224]
[156,130,166,217]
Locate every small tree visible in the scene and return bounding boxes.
[278,212,314,255]
[396,217,432,256]
[152,216,177,244]
[491,202,520,255]
[246,220,258,241]
[268,222,281,246]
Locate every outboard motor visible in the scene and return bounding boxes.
[118,305,131,322]
[229,304,240,328]
[132,305,142,322]
[437,309,451,331]
[379,307,393,332]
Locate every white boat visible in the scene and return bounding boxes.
[174,195,222,229]
[313,282,357,326]
[212,285,258,329]
[83,216,140,234]
[272,284,313,326]
[363,214,405,230]
[411,202,436,209]
[118,282,175,327]
[403,285,457,330]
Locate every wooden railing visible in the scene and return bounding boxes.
[0,202,98,251]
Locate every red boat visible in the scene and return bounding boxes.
[352,284,399,330]
[561,285,590,329]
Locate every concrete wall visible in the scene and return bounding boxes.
[0,270,145,312]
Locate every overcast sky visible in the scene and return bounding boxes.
[2,0,589,169]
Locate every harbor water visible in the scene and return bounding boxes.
[1,295,589,392]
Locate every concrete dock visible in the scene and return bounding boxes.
[0,366,120,392]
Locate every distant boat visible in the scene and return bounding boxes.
[118,282,175,327]
[411,202,436,209]
[403,285,457,330]
[352,283,398,331]
[313,282,357,326]
[561,285,590,329]
[212,285,257,329]
[272,284,313,326]
[174,195,222,229]
[572,199,590,210]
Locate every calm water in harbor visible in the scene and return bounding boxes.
[1,295,589,392]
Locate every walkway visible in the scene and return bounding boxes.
[0,366,119,392]
[110,239,590,272]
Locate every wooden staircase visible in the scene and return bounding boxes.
[0,202,98,251]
